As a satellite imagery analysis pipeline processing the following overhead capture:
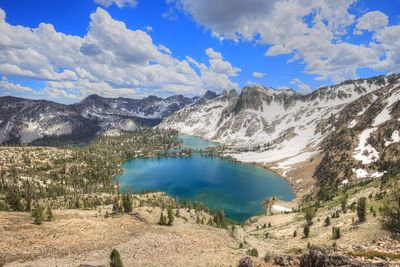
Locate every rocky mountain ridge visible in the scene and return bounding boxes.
[161,75,399,165]
[0,92,217,144]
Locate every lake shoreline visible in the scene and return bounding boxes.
[115,135,294,222]
[175,134,315,206]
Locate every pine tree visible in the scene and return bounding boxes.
[110,248,123,267]
[25,181,33,211]
[304,207,316,225]
[122,193,133,213]
[324,216,331,226]
[246,248,258,257]
[159,211,166,225]
[332,226,341,239]
[113,196,121,213]
[303,225,310,238]
[167,206,174,226]
[357,197,367,222]
[381,185,400,239]
[341,197,347,213]
[214,209,227,228]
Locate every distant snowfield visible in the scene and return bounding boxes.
[233,146,317,166]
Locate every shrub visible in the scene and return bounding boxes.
[32,203,44,225]
[293,230,297,237]
[357,197,367,222]
[0,200,9,211]
[247,248,258,257]
[110,248,123,267]
[46,204,54,221]
[5,190,23,211]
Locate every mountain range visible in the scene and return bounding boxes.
[160,74,400,188]
[0,91,217,144]
[1,75,399,184]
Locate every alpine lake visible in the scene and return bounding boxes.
[116,135,294,222]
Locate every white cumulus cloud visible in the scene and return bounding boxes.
[171,0,399,83]
[94,0,137,8]
[355,11,388,34]
[252,72,266,78]
[0,8,241,102]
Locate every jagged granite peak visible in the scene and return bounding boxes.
[203,90,218,99]
[234,85,300,113]
[195,90,219,105]
[221,89,238,97]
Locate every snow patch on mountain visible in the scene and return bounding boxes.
[352,168,386,179]
[19,120,72,143]
[353,128,379,164]
[348,94,378,128]
[385,130,400,146]
[161,75,396,165]
[372,89,400,127]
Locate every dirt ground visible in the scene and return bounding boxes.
[2,181,394,267]
[0,205,245,267]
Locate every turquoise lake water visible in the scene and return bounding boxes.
[178,135,219,150]
[116,135,294,222]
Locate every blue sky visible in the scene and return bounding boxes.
[0,0,399,103]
